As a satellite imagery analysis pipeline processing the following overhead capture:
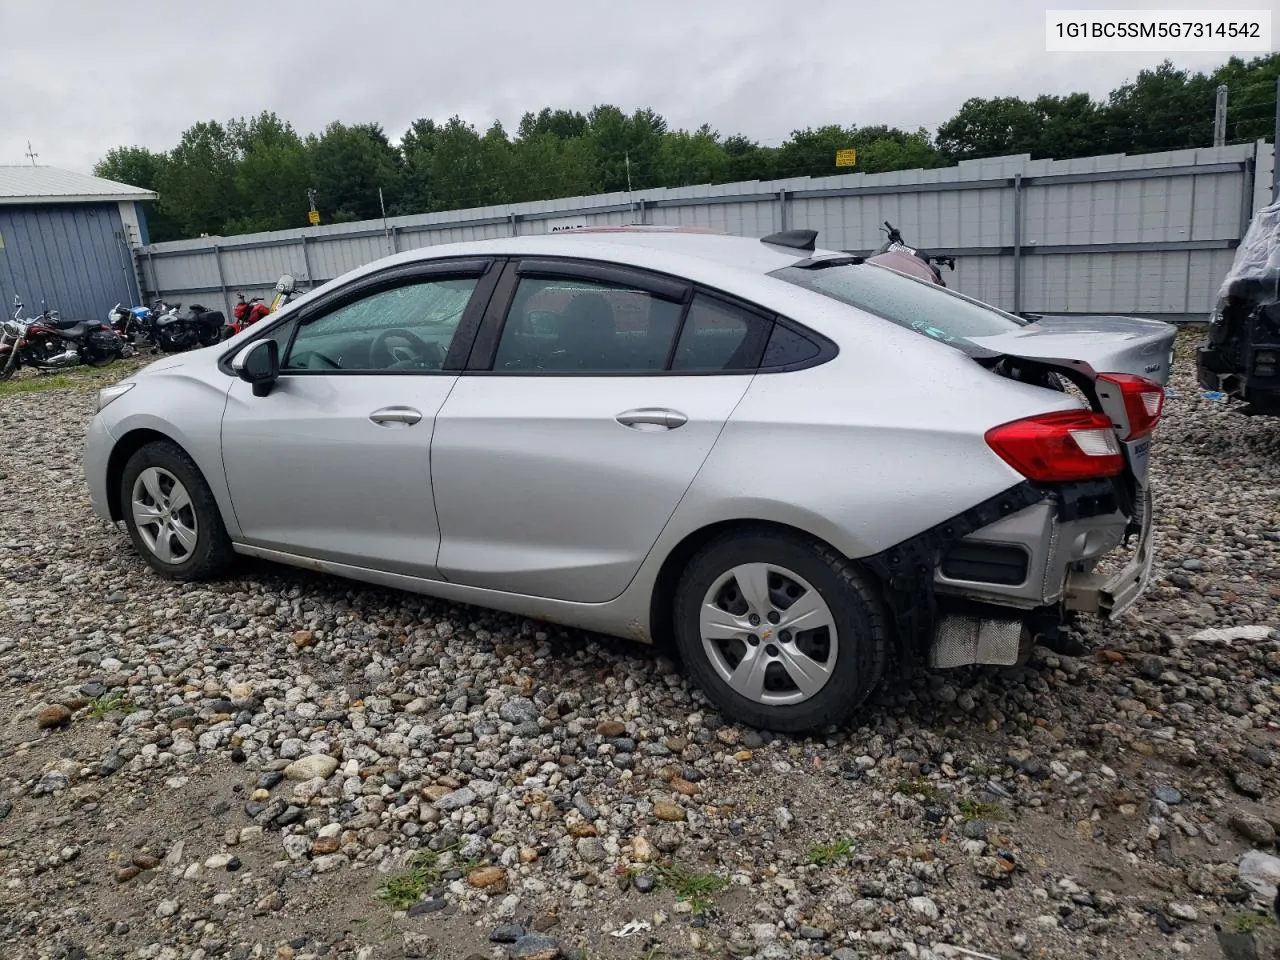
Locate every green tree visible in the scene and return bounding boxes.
[936,98,1045,162]
[225,112,310,233]
[1211,54,1280,143]
[723,134,778,182]
[510,132,599,202]
[1103,59,1217,153]
[655,124,730,187]
[517,108,589,141]
[306,122,406,222]
[93,146,182,242]
[157,121,238,237]
[588,105,667,192]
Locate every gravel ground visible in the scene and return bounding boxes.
[2,343,1279,960]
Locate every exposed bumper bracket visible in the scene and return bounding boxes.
[1063,485,1155,619]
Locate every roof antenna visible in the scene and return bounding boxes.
[24,140,39,166]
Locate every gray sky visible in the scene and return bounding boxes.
[0,0,1256,174]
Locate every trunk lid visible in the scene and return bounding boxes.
[967,314,1177,386]
[969,314,1177,490]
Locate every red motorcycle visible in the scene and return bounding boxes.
[0,296,128,380]
[228,293,271,337]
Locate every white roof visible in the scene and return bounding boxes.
[0,165,158,205]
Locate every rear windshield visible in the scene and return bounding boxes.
[769,261,1027,349]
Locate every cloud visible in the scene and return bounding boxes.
[0,0,1247,173]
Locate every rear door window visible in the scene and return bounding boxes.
[670,294,771,372]
[492,277,683,372]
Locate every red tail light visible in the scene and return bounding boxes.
[985,410,1124,482]
[1096,373,1164,440]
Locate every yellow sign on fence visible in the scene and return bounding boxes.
[308,210,321,226]
[835,148,857,168]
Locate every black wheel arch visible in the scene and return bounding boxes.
[649,519,904,663]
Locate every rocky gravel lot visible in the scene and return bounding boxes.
[2,344,1279,960]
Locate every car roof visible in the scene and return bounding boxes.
[369,228,846,282]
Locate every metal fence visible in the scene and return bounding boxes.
[139,140,1276,323]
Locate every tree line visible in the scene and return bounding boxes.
[94,54,1279,243]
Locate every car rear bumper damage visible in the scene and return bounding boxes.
[863,479,1153,671]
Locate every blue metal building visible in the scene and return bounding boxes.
[0,166,156,323]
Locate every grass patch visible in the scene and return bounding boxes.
[896,778,941,803]
[1232,912,1274,934]
[645,861,729,914]
[0,359,141,398]
[375,842,480,909]
[86,693,134,719]
[957,797,1005,822]
[808,837,855,865]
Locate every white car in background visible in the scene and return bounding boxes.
[83,226,1174,731]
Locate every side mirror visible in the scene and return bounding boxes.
[233,339,279,397]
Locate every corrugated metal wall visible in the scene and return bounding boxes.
[0,203,140,322]
[139,141,1275,323]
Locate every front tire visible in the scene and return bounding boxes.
[119,440,234,580]
[672,529,888,732]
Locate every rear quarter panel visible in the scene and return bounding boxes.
[663,304,1084,560]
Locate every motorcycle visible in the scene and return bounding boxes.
[222,275,301,339]
[228,293,271,338]
[109,303,157,348]
[1,295,129,381]
[866,221,955,286]
[146,298,227,352]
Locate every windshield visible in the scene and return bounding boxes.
[769,261,1027,349]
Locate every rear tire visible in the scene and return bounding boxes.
[119,440,234,580]
[672,528,888,733]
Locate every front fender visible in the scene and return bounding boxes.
[97,370,239,537]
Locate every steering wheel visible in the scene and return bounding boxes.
[370,328,438,369]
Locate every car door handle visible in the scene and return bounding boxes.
[615,407,688,430]
[369,406,423,426]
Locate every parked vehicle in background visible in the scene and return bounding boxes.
[83,226,1174,731]
[146,298,227,352]
[2,295,128,379]
[866,221,956,286]
[109,303,156,348]
[1198,199,1280,414]
[229,294,271,338]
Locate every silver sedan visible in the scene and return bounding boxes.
[83,227,1173,731]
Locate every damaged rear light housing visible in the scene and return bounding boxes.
[1095,373,1164,440]
[985,410,1124,482]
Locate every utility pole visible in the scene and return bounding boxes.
[625,152,634,220]
[306,187,319,226]
[1274,77,1280,202]
[1213,84,1228,148]
[379,187,393,255]
[24,140,38,165]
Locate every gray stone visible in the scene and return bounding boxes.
[490,924,525,943]
[1153,785,1183,805]
[408,898,448,916]
[403,932,436,958]
[1234,772,1265,800]
[509,934,561,960]
[908,896,940,921]
[282,754,338,781]
[499,698,539,725]
[1230,811,1277,846]
[435,787,477,811]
